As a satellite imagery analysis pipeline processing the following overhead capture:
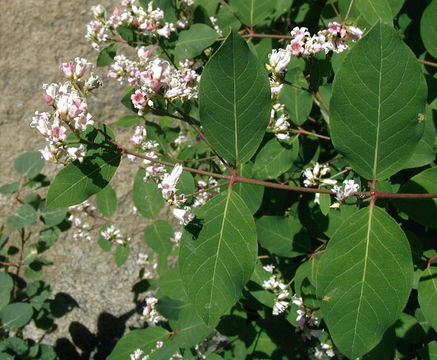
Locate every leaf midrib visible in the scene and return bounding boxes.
[351,204,374,353]
[207,191,232,323]
[372,25,383,180]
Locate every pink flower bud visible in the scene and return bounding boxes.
[61,61,75,79]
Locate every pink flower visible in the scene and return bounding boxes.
[68,98,87,118]
[107,70,118,79]
[328,22,341,36]
[172,206,194,225]
[288,39,305,56]
[50,123,67,142]
[61,61,74,79]
[131,89,147,108]
[74,58,89,79]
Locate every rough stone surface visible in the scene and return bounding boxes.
[0,2,174,358]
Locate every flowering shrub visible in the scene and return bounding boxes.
[2,0,437,358]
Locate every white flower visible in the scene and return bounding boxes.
[172,206,194,225]
[273,300,289,315]
[343,179,359,197]
[159,164,183,200]
[268,49,291,73]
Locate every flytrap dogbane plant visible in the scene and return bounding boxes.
[27,0,437,359]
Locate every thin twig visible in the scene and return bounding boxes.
[329,0,343,22]
[292,127,331,140]
[342,0,355,26]
[418,58,437,68]
[427,254,437,268]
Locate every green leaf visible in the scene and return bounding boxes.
[330,22,427,181]
[421,0,437,59]
[0,182,19,195]
[157,267,215,347]
[216,5,241,34]
[199,31,271,166]
[0,272,13,310]
[39,203,67,227]
[256,215,310,257]
[403,106,436,169]
[97,43,118,67]
[418,267,437,331]
[116,115,143,127]
[0,302,33,330]
[14,152,44,179]
[115,243,130,267]
[280,72,313,125]
[7,204,37,232]
[179,191,258,326]
[96,184,117,217]
[175,24,218,60]
[387,0,405,16]
[228,0,275,27]
[319,193,331,216]
[356,0,393,25]
[46,148,121,209]
[133,169,164,218]
[252,137,298,179]
[395,167,437,229]
[233,162,264,215]
[316,206,413,358]
[107,327,169,360]
[144,220,174,256]
[419,341,437,360]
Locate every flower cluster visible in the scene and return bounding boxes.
[302,163,337,188]
[100,224,130,245]
[262,265,290,315]
[330,179,360,208]
[288,23,364,57]
[140,297,165,325]
[68,201,97,241]
[130,125,159,151]
[86,1,176,51]
[31,58,101,164]
[268,103,293,141]
[108,50,201,109]
[129,340,164,360]
[193,177,221,208]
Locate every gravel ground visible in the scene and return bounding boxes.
[0,1,173,358]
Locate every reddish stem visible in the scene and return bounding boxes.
[427,254,437,268]
[418,59,437,68]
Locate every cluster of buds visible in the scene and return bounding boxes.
[100,224,130,245]
[176,0,196,29]
[140,297,165,325]
[31,58,101,164]
[266,23,363,100]
[193,177,221,208]
[108,49,201,110]
[288,23,364,57]
[291,295,321,338]
[330,179,360,208]
[311,342,336,359]
[68,201,97,241]
[262,265,290,316]
[130,125,159,151]
[302,163,337,188]
[268,103,293,141]
[129,341,164,360]
[86,1,176,51]
[170,231,182,247]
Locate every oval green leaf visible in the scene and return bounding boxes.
[0,302,33,330]
[421,0,437,59]
[46,149,121,208]
[256,215,310,257]
[252,137,298,179]
[0,272,13,310]
[96,184,117,217]
[175,24,218,60]
[199,31,271,166]
[228,0,275,27]
[280,72,313,125]
[418,267,437,331]
[115,243,130,267]
[316,206,413,358]
[14,152,44,179]
[144,220,174,256]
[179,191,258,326]
[356,0,393,25]
[97,43,118,67]
[7,204,37,232]
[395,167,437,229]
[330,21,427,180]
[133,169,164,218]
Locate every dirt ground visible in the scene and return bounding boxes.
[0,1,170,358]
